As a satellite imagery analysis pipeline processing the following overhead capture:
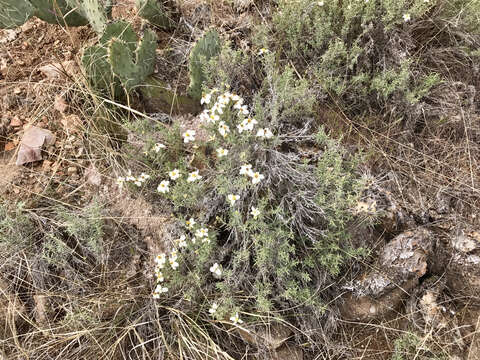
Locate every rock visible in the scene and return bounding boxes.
[340,228,434,321]
[54,95,68,114]
[85,165,102,186]
[0,29,19,44]
[39,61,77,79]
[16,126,56,166]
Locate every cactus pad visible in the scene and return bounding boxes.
[136,0,173,29]
[0,0,34,29]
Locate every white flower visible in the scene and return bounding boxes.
[237,122,246,133]
[256,128,273,139]
[212,102,224,115]
[216,148,229,157]
[169,169,181,180]
[155,269,164,282]
[154,253,166,268]
[209,302,219,315]
[241,117,258,131]
[183,130,196,143]
[218,121,230,137]
[318,1,324,6]
[208,112,220,123]
[210,263,222,277]
[199,109,210,123]
[153,143,166,152]
[230,313,243,324]
[258,48,269,55]
[250,172,265,185]
[239,164,252,175]
[133,178,142,187]
[238,104,249,115]
[231,94,241,102]
[227,194,239,206]
[218,94,230,105]
[169,256,179,270]
[177,235,188,248]
[403,13,411,22]
[125,170,135,182]
[139,173,150,182]
[202,237,211,244]
[157,180,170,193]
[187,170,202,182]
[195,227,209,238]
[233,100,244,109]
[154,284,168,296]
[186,217,196,229]
[250,207,261,219]
[116,176,125,188]
[201,93,211,105]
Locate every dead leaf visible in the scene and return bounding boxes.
[54,95,68,114]
[39,61,77,79]
[85,165,102,186]
[4,142,16,151]
[0,29,19,44]
[16,126,55,166]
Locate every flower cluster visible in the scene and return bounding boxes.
[239,164,265,185]
[116,170,150,188]
[157,169,202,194]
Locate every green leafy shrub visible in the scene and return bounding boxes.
[270,0,479,120]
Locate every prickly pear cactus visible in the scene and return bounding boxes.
[0,0,34,29]
[108,28,157,92]
[136,0,173,29]
[30,0,88,26]
[65,0,109,34]
[187,30,221,100]
[82,21,157,96]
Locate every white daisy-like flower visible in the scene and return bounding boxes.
[227,194,239,206]
[237,122,246,133]
[187,170,202,182]
[133,178,142,187]
[231,94,241,102]
[199,109,210,123]
[154,284,168,294]
[250,207,261,219]
[201,93,211,105]
[218,94,230,105]
[403,13,411,22]
[209,262,222,277]
[186,217,196,229]
[238,104,249,115]
[239,164,252,175]
[233,100,244,109]
[183,130,196,143]
[125,170,135,182]
[218,121,230,137]
[207,112,220,123]
[153,143,166,152]
[230,312,243,324]
[216,148,229,157]
[116,176,125,188]
[241,117,258,131]
[169,256,179,270]
[177,235,188,248]
[256,128,273,139]
[157,180,170,193]
[169,169,181,180]
[212,102,224,115]
[155,270,164,282]
[318,1,324,6]
[154,253,166,267]
[251,172,265,185]
[202,237,211,244]
[258,48,269,55]
[195,227,209,238]
[139,173,150,182]
[209,302,219,315]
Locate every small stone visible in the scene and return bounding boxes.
[10,116,22,127]
[67,166,78,175]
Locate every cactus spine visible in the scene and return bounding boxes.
[187,30,221,100]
